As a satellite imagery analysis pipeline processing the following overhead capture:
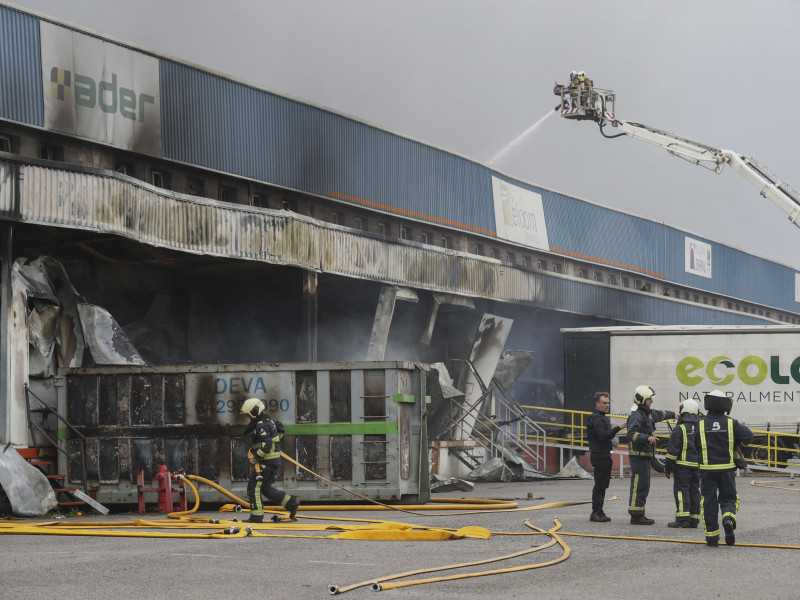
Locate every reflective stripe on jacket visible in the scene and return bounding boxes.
[627,407,675,457]
[250,416,281,461]
[696,412,754,471]
[665,414,700,468]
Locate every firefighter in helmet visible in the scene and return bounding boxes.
[626,385,676,524]
[695,390,753,546]
[241,397,299,523]
[664,398,701,529]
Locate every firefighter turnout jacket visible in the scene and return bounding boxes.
[246,414,282,462]
[665,413,700,469]
[627,406,676,458]
[696,411,754,470]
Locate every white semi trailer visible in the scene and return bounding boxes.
[563,325,800,465]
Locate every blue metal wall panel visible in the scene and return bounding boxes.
[0,5,794,316]
[159,60,495,236]
[536,186,670,279]
[0,6,43,126]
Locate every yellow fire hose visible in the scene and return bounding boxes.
[340,519,570,594]
[750,479,800,492]
[329,519,565,594]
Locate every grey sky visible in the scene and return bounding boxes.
[9,0,800,270]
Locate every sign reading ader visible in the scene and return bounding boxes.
[491,176,550,251]
[39,21,162,155]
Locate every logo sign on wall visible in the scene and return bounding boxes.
[795,273,800,303]
[491,176,550,251]
[40,21,162,155]
[685,236,712,279]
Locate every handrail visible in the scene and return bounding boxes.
[24,383,88,494]
[520,404,800,470]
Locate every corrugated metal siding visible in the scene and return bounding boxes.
[159,60,494,235]
[660,226,796,308]
[0,5,793,314]
[11,159,771,327]
[538,187,670,278]
[0,6,43,126]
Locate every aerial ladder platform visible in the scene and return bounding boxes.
[553,80,800,229]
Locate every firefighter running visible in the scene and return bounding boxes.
[241,398,299,523]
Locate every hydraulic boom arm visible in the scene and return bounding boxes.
[553,83,800,228]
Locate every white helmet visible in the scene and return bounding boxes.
[634,385,656,405]
[678,398,699,415]
[578,70,586,76]
[570,70,578,78]
[241,397,265,418]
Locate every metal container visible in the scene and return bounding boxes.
[56,361,430,505]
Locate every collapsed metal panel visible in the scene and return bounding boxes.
[57,362,428,505]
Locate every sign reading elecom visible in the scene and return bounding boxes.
[40,21,162,155]
[684,236,712,279]
[491,177,549,251]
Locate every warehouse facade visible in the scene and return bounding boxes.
[1,3,798,448]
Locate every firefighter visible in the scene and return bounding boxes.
[664,398,701,528]
[695,390,753,546]
[626,385,676,524]
[577,70,593,106]
[567,70,583,108]
[586,391,625,522]
[241,397,299,523]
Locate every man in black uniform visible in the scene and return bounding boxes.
[241,398,299,524]
[586,392,624,522]
[664,398,701,528]
[696,390,753,546]
[627,385,676,524]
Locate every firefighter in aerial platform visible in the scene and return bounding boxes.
[241,397,299,523]
[578,71,594,106]
[626,386,676,524]
[695,390,753,546]
[567,70,582,108]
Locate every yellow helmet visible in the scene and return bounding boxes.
[241,397,265,418]
[634,385,656,405]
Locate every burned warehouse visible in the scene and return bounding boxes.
[1,3,799,509]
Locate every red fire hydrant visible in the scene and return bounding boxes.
[155,465,172,512]
[137,465,187,513]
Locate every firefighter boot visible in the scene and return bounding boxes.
[286,495,300,520]
[688,518,700,528]
[723,516,736,546]
[667,518,691,528]
[630,514,655,525]
[246,513,263,523]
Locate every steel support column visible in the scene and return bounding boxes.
[302,270,318,362]
[0,222,11,443]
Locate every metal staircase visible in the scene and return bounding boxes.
[24,383,89,509]
[435,360,548,474]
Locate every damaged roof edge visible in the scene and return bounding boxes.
[1,158,772,326]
